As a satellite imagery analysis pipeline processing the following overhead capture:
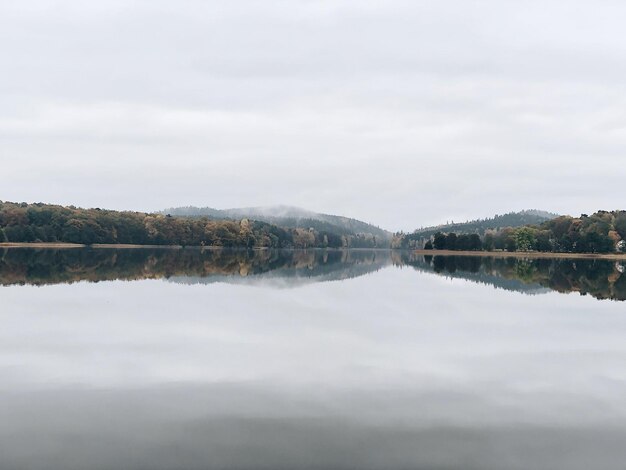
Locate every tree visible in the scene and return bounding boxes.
[0,228,7,243]
[455,234,469,250]
[483,232,495,251]
[424,240,433,250]
[22,226,36,243]
[446,233,458,250]
[469,234,482,251]
[514,227,536,252]
[535,230,552,252]
[433,232,446,250]
[615,212,626,240]
[493,228,516,252]
[578,231,614,253]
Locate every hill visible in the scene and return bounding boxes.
[396,210,559,248]
[398,210,626,254]
[0,201,387,248]
[0,201,296,248]
[411,210,558,236]
[161,205,391,241]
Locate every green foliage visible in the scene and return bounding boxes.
[514,227,536,252]
[454,233,482,251]
[543,212,616,253]
[446,233,458,250]
[483,233,495,251]
[433,232,447,250]
[534,230,552,252]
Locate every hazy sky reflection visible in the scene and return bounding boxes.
[1,266,626,469]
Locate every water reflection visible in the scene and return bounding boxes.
[3,249,626,469]
[0,248,388,287]
[400,253,626,301]
[2,248,626,300]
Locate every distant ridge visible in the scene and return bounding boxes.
[160,205,391,239]
[407,210,559,239]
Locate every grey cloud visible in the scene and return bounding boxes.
[1,0,625,229]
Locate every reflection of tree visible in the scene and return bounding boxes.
[400,253,626,301]
[514,259,535,282]
[0,248,390,287]
[2,249,625,301]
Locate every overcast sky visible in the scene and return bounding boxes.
[2,0,626,231]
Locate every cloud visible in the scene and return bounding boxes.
[1,0,626,229]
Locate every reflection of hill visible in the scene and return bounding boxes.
[0,248,392,288]
[397,253,626,301]
[1,248,625,301]
[169,250,391,287]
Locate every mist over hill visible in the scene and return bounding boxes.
[161,205,391,240]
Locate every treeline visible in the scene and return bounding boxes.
[402,211,626,254]
[0,201,385,248]
[425,233,483,251]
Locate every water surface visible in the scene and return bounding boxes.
[1,248,626,469]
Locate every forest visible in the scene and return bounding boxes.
[2,201,625,254]
[0,201,386,248]
[397,211,626,254]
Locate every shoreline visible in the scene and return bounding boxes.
[0,243,386,250]
[0,243,192,249]
[413,249,626,261]
[90,244,183,249]
[1,243,625,260]
[0,242,86,249]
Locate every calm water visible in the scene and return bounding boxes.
[1,248,626,470]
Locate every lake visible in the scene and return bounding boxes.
[1,248,626,470]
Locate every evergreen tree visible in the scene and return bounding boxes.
[433,232,447,250]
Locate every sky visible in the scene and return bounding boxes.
[2,0,626,231]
